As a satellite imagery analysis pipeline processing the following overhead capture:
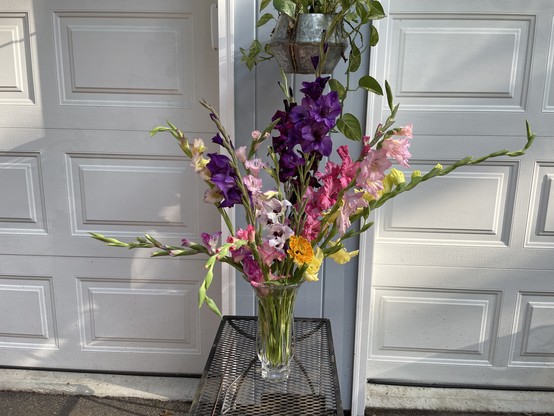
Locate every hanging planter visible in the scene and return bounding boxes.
[268,13,347,74]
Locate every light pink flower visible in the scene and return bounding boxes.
[357,149,388,197]
[337,193,368,235]
[243,174,263,194]
[381,128,412,167]
[244,158,267,177]
[235,146,247,164]
[396,123,413,139]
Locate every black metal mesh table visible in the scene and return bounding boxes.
[189,316,343,415]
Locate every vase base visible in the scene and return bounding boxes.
[261,365,291,382]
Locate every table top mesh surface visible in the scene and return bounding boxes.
[189,316,343,415]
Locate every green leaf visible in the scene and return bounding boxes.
[256,13,274,27]
[260,0,272,11]
[368,1,386,20]
[249,40,262,56]
[348,44,361,73]
[329,79,347,100]
[205,297,222,317]
[359,75,383,95]
[337,113,362,141]
[369,25,379,46]
[273,0,296,18]
[385,80,394,111]
[355,2,368,23]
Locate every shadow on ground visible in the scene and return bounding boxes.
[0,391,191,416]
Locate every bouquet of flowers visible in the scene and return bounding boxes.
[92,73,534,380]
[92,74,533,316]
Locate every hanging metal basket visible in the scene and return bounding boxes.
[268,14,347,74]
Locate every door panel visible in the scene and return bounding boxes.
[364,0,554,388]
[0,0,220,374]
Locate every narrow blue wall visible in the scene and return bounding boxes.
[232,0,371,408]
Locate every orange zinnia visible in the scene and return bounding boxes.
[287,235,314,264]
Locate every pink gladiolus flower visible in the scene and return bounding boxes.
[382,127,413,167]
[230,245,251,262]
[236,224,256,243]
[361,135,372,157]
[251,130,262,140]
[242,256,264,287]
[337,145,359,187]
[258,241,286,266]
[301,215,321,241]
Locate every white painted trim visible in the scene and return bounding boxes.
[218,0,236,316]
[351,1,390,414]
[366,384,554,414]
[351,229,374,415]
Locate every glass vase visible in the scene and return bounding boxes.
[254,282,301,381]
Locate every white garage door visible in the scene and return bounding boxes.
[361,0,554,388]
[0,0,221,374]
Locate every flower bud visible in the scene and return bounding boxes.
[389,168,405,185]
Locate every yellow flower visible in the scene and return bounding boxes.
[287,235,314,264]
[361,191,375,202]
[304,247,324,282]
[360,169,406,204]
[191,138,206,155]
[388,168,405,186]
[328,241,359,265]
[192,154,210,180]
[323,199,343,222]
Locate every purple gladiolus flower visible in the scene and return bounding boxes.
[206,153,243,208]
[279,150,305,181]
[300,121,332,156]
[211,133,224,146]
[201,231,221,254]
[300,76,330,100]
[311,91,341,129]
[311,55,320,72]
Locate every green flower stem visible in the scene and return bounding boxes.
[369,123,536,213]
[256,283,299,373]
